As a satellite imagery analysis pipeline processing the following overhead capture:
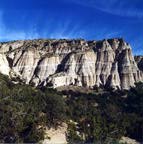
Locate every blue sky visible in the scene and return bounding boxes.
[0,0,143,55]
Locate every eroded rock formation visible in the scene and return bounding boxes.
[0,38,142,89]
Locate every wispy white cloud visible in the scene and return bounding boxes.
[68,0,143,19]
[131,38,143,55]
[0,10,87,41]
[42,19,87,39]
[0,10,40,41]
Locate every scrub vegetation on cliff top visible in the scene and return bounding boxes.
[0,73,143,143]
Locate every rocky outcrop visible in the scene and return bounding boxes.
[0,38,142,89]
[135,56,143,71]
[119,136,139,144]
[0,54,10,75]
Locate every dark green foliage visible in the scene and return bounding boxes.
[0,74,66,143]
[41,88,66,127]
[64,84,143,143]
[0,72,143,143]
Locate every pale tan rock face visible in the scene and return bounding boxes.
[0,38,142,89]
[31,55,61,85]
[0,54,10,75]
[12,48,40,83]
[119,136,139,144]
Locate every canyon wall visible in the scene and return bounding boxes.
[0,38,142,89]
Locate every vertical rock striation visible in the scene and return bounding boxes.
[0,38,142,89]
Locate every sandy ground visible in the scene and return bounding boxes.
[42,123,67,144]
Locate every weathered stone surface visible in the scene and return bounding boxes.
[0,54,10,75]
[119,136,139,144]
[135,56,143,71]
[0,38,142,89]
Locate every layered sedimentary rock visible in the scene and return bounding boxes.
[0,38,142,89]
[0,54,10,75]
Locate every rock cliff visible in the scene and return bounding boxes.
[135,56,143,71]
[0,38,142,89]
